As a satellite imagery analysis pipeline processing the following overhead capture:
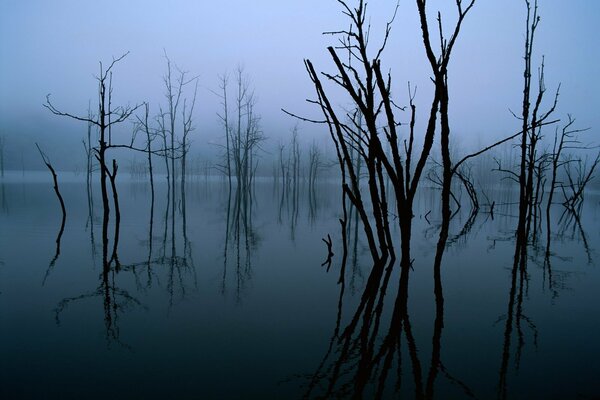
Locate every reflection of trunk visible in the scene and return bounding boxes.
[306,246,468,399]
[147,189,154,287]
[181,139,186,204]
[86,173,96,260]
[106,159,120,267]
[221,185,257,301]
[222,190,232,294]
[43,197,66,285]
[498,246,527,400]
[235,189,241,301]
[425,191,451,400]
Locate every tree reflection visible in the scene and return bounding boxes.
[305,199,475,399]
[221,186,261,301]
[123,183,197,307]
[54,202,142,348]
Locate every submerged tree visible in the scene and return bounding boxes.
[216,68,265,194]
[44,53,141,255]
[292,0,476,272]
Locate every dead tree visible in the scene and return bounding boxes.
[514,0,560,264]
[561,152,600,211]
[224,68,265,193]
[83,105,95,195]
[135,103,156,208]
[163,52,185,235]
[498,3,562,394]
[157,110,170,189]
[160,53,198,255]
[36,143,67,281]
[290,0,476,272]
[181,79,199,207]
[308,140,323,192]
[546,116,582,227]
[35,143,66,232]
[216,73,233,190]
[44,52,140,251]
[290,126,300,199]
[416,0,476,224]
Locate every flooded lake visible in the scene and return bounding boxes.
[1,172,599,399]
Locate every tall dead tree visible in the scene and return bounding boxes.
[308,140,323,192]
[136,103,157,208]
[44,53,140,254]
[498,3,561,395]
[163,53,185,236]
[216,74,233,191]
[293,0,475,272]
[514,0,560,265]
[157,109,170,190]
[161,52,198,254]
[219,68,265,194]
[416,0,476,224]
[83,105,95,195]
[180,80,199,221]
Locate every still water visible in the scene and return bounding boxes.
[0,172,599,399]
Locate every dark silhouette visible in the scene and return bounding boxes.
[44,52,142,272]
[36,143,67,284]
[321,234,334,270]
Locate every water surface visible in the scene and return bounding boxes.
[1,172,599,399]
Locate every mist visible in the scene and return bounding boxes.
[1,0,598,171]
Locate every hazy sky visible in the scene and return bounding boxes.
[0,0,598,170]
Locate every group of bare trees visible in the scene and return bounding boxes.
[215,68,265,194]
[45,50,201,260]
[43,53,202,344]
[495,3,598,396]
[295,0,597,278]
[297,0,477,275]
[296,0,597,398]
[44,53,141,268]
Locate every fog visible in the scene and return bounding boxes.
[0,0,598,171]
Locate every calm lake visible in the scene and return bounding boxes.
[1,171,599,399]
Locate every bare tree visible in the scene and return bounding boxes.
[216,73,233,190]
[44,52,141,253]
[513,0,560,264]
[181,79,199,200]
[290,0,476,272]
[218,67,265,194]
[308,140,323,192]
[416,0,476,224]
[160,52,198,256]
[35,143,66,230]
[135,103,157,208]
[561,151,600,211]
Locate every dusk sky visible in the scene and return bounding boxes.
[1,0,598,169]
